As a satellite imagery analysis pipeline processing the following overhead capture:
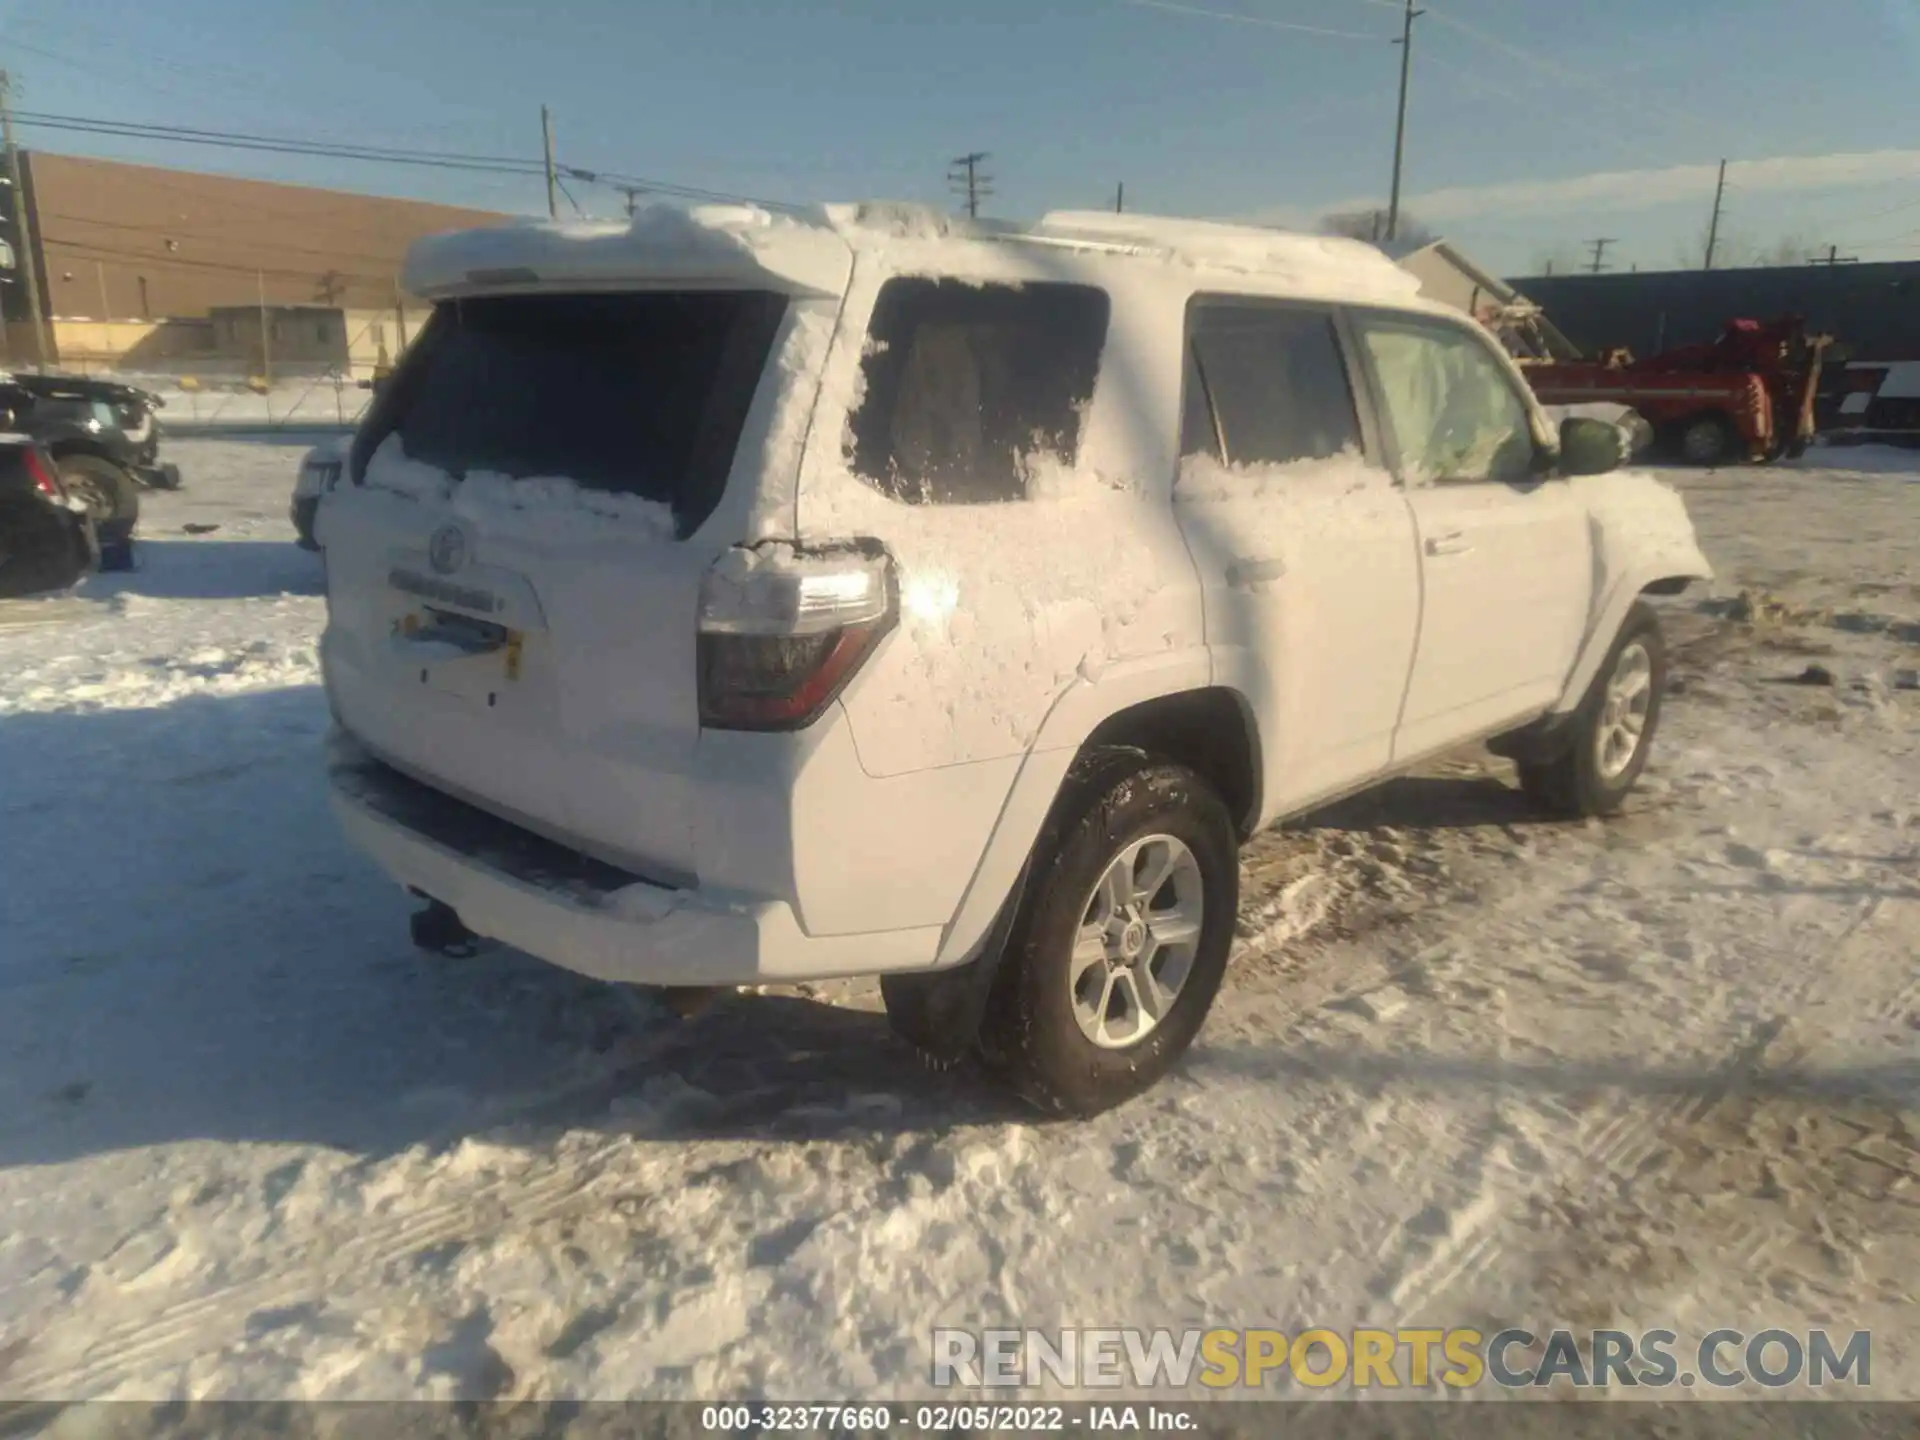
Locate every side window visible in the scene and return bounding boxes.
[846,278,1110,504]
[1184,303,1362,466]
[1358,316,1536,484]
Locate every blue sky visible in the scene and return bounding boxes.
[3,0,1919,277]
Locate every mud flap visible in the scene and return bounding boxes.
[1487,711,1577,766]
[880,860,1031,1067]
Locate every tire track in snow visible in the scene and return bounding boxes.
[1,830,1445,1402]
[1375,839,1920,1322]
[0,1015,692,1401]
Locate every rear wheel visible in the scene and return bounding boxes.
[976,752,1238,1118]
[1674,413,1739,467]
[57,455,139,569]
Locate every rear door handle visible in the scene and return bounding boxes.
[1227,556,1288,587]
[1424,532,1473,557]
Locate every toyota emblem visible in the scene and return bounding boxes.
[428,524,468,575]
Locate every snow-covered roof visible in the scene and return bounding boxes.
[401,201,1423,306]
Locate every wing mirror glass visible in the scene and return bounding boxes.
[1558,416,1628,476]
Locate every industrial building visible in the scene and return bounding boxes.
[0,152,510,378]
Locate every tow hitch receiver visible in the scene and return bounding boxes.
[410,897,480,958]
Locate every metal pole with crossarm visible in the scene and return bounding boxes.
[1385,0,1424,244]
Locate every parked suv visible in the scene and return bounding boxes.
[320,205,1711,1116]
[0,435,96,597]
[0,372,177,571]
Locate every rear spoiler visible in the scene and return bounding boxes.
[403,206,853,302]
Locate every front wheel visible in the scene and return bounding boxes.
[977,753,1239,1117]
[1519,601,1667,818]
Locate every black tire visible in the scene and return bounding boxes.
[56,454,140,549]
[976,750,1239,1118]
[1519,601,1667,819]
[1672,413,1739,467]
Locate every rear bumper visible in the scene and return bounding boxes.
[326,729,943,986]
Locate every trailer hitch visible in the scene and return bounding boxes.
[409,897,481,958]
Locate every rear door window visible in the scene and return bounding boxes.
[356,289,788,537]
[1184,302,1363,467]
[846,278,1111,503]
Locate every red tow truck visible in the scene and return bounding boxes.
[1506,314,1833,467]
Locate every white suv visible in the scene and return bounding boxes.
[319,204,1710,1116]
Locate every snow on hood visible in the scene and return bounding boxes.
[358,434,677,539]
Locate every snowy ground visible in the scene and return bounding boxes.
[0,441,1916,1405]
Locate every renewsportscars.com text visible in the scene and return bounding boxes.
[931,1326,1872,1391]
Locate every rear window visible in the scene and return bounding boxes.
[356,290,788,536]
[846,278,1110,504]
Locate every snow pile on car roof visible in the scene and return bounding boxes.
[402,203,853,298]
[404,201,1423,305]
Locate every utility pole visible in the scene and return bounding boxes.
[541,105,559,220]
[947,152,992,219]
[1703,158,1728,270]
[257,269,272,387]
[1385,0,1425,243]
[1585,237,1617,274]
[1810,244,1858,266]
[0,70,49,371]
[1115,182,1124,214]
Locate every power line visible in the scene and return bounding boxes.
[1122,0,1385,40]
[15,111,548,177]
[9,107,792,213]
[41,234,389,287]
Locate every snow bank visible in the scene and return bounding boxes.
[359,435,678,540]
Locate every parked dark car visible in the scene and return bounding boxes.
[0,372,178,570]
[0,435,97,598]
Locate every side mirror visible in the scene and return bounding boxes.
[1558,416,1627,477]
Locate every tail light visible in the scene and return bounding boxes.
[24,449,61,498]
[697,543,895,731]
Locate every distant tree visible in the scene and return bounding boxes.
[1526,246,1582,277]
[1673,225,1759,271]
[1321,207,1439,248]
[1750,234,1816,268]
